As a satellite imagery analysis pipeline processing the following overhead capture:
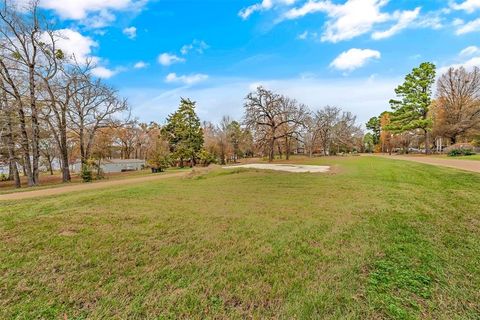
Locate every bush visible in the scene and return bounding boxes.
[445,143,476,157]
[198,149,217,166]
[81,164,93,182]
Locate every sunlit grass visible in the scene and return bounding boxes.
[1,156,479,319]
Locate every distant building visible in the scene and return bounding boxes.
[72,159,146,173]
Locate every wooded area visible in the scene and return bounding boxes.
[366,63,480,154]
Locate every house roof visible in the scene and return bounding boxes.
[104,159,145,164]
[74,159,145,164]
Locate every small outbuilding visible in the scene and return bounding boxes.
[72,159,146,174]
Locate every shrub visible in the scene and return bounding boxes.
[446,143,476,157]
[198,149,217,166]
[81,164,93,182]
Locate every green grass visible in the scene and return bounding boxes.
[449,154,480,161]
[1,156,480,319]
[434,154,480,161]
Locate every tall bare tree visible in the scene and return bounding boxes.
[244,86,307,161]
[0,80,20,187]
[0,1,44,185]
[68,76,129,164]
[435,66,480,144]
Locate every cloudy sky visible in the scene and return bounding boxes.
[14,0,480,125]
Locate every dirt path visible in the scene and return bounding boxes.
[0,171,189,201]
[377,155,480,173]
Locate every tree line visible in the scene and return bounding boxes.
[0,2,128,187]
[0,2,364,189]
[144,89,364,174]
[366,62,480,154]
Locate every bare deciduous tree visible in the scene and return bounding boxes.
[435,66,480,144]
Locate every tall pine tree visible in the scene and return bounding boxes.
[164,98,204,167]
[388,62,436,154]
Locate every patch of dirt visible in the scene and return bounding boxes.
[59,229,78,236]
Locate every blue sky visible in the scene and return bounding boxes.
[16,0,480,124]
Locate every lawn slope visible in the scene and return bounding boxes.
[1,157,479,319]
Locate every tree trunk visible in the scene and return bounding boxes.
[424,129,430,155]
[18,106,34,186]
[5,120,20,188]
[29,63,40,185]
[269,138,275,162]
[3,104,20,187]
[285,136,290,160]
[45,153,54,175]
[60,112,71,182]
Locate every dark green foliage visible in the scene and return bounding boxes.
[363,133,375,153]
[448,149,476,157]
[198,149,217,166]
[366,116,381,145]
[163,98,204,166]
[80,164,92,182]
[387,62,436,153]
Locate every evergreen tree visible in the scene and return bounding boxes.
[388,62,436,154]
[164,98,204,167]
[366,116,381,145]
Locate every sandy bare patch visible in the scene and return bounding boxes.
[223,163,330,173]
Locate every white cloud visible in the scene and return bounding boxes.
[51,28,98,64]
[180,40,209,55]
[455,18,480,34]
[330,48,381,71]
[48,28,122,78]
[460,46,480,56]
[29,0,148,28]
[284,0,391,42]
[372,7,421,40]
[92,66,117,78]
[158,53,186,66]
[123,26,137,39]
[281,0,434,42]
[239,0,296,20]
[439,56,480,74]
[282,0,331,20]
[438,47,480,74]
[134,61,148,69]
[296,30,318,40]
[297,31,309,40]
[165,73,209,85]
[453,18,464,26]
[451,0,480,13]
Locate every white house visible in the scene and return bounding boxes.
[72,159,146,173]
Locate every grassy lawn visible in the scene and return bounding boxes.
[1,156,479,319]
[0,168,190,195]
[448,154,480,161]
[433,154,480,161]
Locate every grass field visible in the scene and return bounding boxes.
[448,155,480,161]
[433,154,480,161]
[1,156,480,319]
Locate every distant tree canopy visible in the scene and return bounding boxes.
[163,98,204,167]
